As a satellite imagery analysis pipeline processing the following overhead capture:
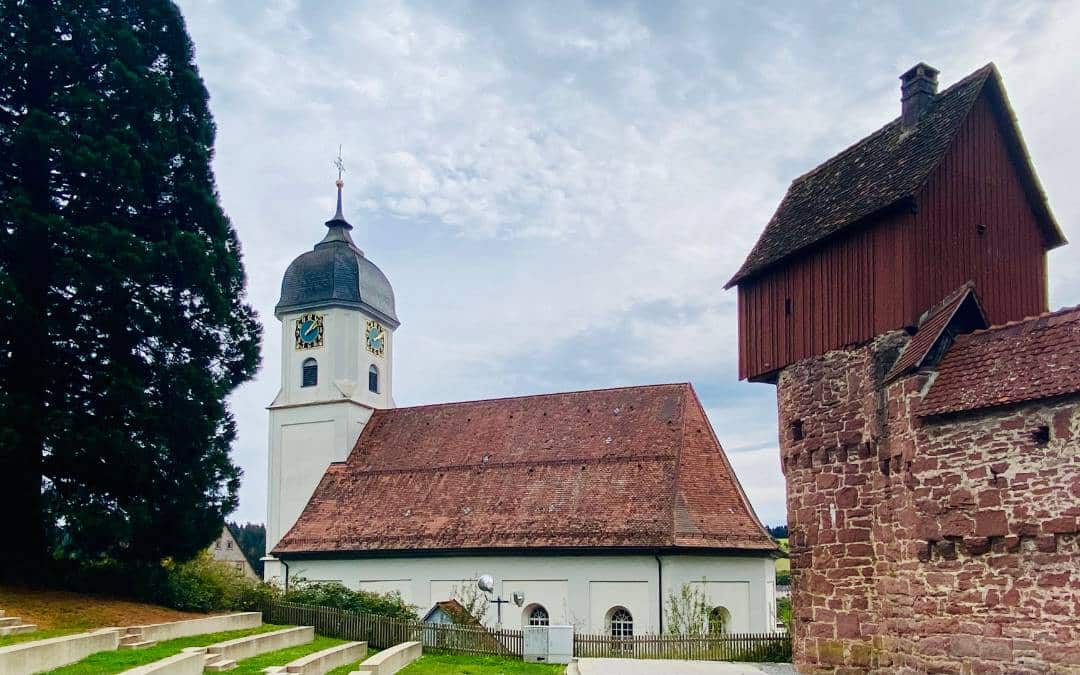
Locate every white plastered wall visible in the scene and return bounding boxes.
[280,553,776,634]
[265,306,395,558]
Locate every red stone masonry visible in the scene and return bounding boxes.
[275,383,778,556]
[779,318,1080,674]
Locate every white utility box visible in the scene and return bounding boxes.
[523,625,574,664]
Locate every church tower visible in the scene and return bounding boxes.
[263,171,399,579]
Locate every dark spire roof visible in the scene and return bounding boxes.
[275,179,399,325]
[726,63,1065,288]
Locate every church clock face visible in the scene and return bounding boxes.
[365,320,386,357]
[294,313,324,350]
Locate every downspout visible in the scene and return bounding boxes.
[655,553,664,634]
[280,558,290,594]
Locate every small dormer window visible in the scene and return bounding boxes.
[302,358,318,387]
[368,364,379,393]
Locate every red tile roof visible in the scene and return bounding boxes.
[885,282,987,382]
[918,306,1080,416]
[274,383,777,556]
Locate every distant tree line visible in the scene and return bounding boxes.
[767,524,788,538]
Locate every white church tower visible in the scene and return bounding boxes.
[262,170,399,582]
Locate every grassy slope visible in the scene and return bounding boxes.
[46,624,286,675]
[398,653,565,675]
[324,647,378,675]
[0,586,211,648]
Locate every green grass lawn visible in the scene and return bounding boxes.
[324,647,379,675]
[46,624,287,674]
[398,652,565,674]
[228,634,347,673]
[0,627,84,648]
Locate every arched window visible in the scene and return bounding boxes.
[368,364,379,393]
[301,358,318,387]
[608,607,633,638]
[526,605,549,626]
[709,606,730,635]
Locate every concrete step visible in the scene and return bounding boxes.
[118,638,158,649]
[0,624,37,636]
[204,656,237,671]
[0,617,22,627]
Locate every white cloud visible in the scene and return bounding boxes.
[179,0,1080,525]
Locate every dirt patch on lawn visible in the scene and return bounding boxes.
[0,586,208,630]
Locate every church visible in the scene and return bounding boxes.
[261,177,780,635]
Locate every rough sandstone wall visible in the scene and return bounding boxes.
[778,333,1080,674]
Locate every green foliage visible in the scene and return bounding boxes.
[228,521,266,576]
[0,0,260,579]
[664,582,710,635]
[449,580,489,625]
[777,596,792,632]
[163,552,278,613]
[776,569,791,586]
[285,580,418,621]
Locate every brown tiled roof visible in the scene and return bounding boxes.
[918,307,1080,417]
[885,282,987,382]
[274,384,777,556]
[726,64,1064,287]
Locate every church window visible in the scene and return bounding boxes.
[302,358,318,387]
[527,605,549,626]
[608,607,633,638]
[368,364,379,393]
[708,606,730,634]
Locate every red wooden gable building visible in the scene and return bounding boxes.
[727,63,1066,381]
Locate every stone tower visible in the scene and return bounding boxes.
[728,64,1078,672]
[262,177,399,581]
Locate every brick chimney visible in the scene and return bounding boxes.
[900,63,940,128]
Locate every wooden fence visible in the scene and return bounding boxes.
[270,601,523,656]
[573,631,791,661]
[270,601,789,662]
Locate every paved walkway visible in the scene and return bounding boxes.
[574,658,795,674]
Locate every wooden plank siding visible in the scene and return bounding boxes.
[737,90,1049,381]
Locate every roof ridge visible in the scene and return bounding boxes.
[381,382,693,412]
[962,304,1080,338]
[789,64,995,186]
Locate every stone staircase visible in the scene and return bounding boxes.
[201,650,237,671]
[118,625,158,650]
[0,608,37,636]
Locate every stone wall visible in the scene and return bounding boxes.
[778,333,1080,673]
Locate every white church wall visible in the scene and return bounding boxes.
[265,401,372,551]
[661,555,776,633]
[588,581,650,635]
[283,553,775,634]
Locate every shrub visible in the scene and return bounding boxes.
[163,552,279,612]
[284,580,417,621]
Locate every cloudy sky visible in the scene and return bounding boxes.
[177,0,1080,527]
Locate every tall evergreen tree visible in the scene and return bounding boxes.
[0,0,260,579]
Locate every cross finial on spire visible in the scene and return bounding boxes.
[331,145,346,222]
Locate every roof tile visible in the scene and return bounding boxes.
[918,306,1080,416]
[274,384,777,555]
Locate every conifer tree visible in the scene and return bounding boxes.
[0,0,260,579]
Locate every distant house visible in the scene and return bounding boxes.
[209,525,259,580]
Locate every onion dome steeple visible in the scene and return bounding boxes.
[275,152,399,326]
